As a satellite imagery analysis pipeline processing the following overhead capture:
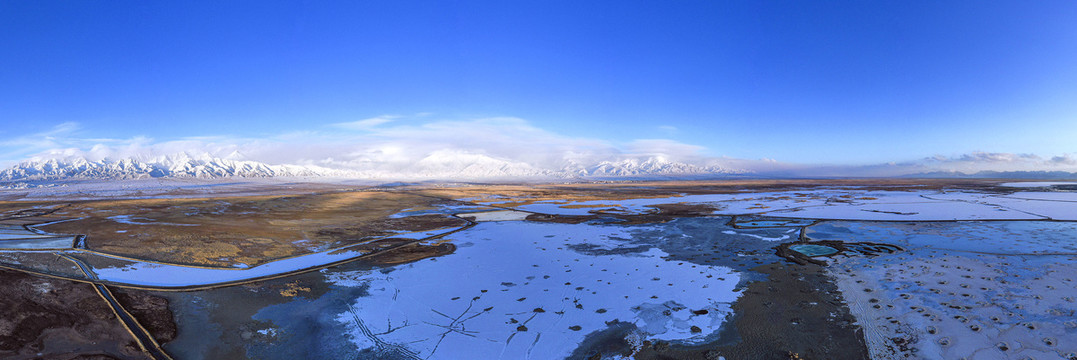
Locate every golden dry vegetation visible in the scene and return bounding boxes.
[409,179,1004,209]
[412,184,687,209]
[26,191,467,268]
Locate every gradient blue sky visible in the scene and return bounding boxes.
[2,1,1076,171]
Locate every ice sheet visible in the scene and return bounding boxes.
[831,250,1077,359]
[89,246,373,287]
[807,221,1077,255]
[816,219,1077,358]
[0,237,75,249]
[1003,191,1077,202]
[329,221,744,359]
[0,232,64,240]
[999,181,1077,188]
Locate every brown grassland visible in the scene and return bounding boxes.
[14,190,467,268]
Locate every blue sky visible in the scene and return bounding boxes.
[2,1,1076,174]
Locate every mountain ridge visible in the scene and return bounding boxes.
[0,153,741,181]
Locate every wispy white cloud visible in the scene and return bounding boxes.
[0,122,79,148]
[0,122,122,162]
[657,125,678,136]
[916,151,1077,173]
[329,115,399,130]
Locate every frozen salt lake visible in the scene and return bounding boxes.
[492,189,1076,221]
[319,219,808,359]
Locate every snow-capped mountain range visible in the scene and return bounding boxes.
[586,158,728,177]
[0,153,742,181]
[0,155,344,180]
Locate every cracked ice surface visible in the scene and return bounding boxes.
[329,221,742,359]
[822,221,1077,359]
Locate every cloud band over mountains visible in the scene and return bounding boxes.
[2,117,1076,180]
